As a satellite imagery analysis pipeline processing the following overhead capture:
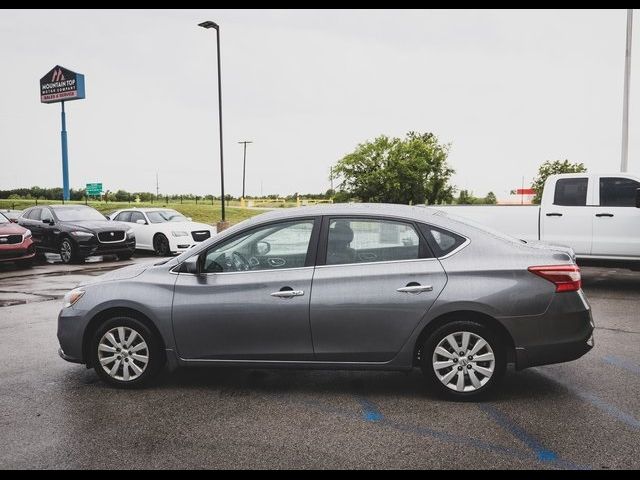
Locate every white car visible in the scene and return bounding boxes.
[108,208,217,256]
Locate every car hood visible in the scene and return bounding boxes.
[80,261,154,287]
[63,220,130,232]
[0,223,26,235]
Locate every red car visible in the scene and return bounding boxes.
[0,212,35,267]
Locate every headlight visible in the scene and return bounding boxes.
[63,288,85,308]
[126,228,135,238]
[70,231,93,238]
[23,229,32,240]
[171,231,189,237]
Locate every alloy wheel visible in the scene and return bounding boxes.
[432,331,495,393]
[98,327,149,381]
[60,240,73,263]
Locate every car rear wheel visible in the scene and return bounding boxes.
[90,316,164,388]
[153,234,170,256]
[421,320,506,400]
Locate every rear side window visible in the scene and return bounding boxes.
[554,178,588,206]
[600,177,640,207]
[419,224,467,257]
[25,208,41,220]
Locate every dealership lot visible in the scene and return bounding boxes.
[0,257,638,469]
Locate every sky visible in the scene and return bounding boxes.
[0,9,638,199]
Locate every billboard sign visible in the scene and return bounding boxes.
[40,65,86,104]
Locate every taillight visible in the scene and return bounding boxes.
[528,265,582,292]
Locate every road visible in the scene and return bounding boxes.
[0,255,639,469]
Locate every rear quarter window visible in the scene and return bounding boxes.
[419,224,467,257]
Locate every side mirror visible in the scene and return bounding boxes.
[42,218,53,225]
[182,255,200,274]
[136,219,146,225]
[636,188,640,208]
[9,218,17,223]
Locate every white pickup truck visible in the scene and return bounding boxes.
[434,173,640,267]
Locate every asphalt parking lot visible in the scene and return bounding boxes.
[0,255,638,469]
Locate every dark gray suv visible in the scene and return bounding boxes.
[57,204,594,399]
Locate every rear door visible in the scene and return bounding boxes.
[592,176,640,257]
[20,208,45,249]
[309,216,447,362]
[540,176,595,255]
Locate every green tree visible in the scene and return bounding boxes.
[484,191,497,204]
[456,189,474,205]
[532,160,587,204]
[331,132,455,205]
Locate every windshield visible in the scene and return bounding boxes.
[0,213,9,224]
[146,210,188,224]
[53,207,107,222]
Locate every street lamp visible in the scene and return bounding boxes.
[238,140,253,198]
[198,20,227,227]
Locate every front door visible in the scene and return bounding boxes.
[172,218,319,360]
[310,217,447,362]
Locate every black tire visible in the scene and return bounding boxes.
[117,252,134,261]
[90,315,164,389]
[153,234,171,256]
[59,237,83,264]
[421,320,506,401]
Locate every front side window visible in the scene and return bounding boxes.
[554,178,588,206]
[130,212,146,224]
[40,209,54,223]
[202,220,315,273]
[600,177,640,207]
[325,218,423,266]
[115,211,131,223]
[0,213,8,224]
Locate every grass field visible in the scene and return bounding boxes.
[0,199,265,226]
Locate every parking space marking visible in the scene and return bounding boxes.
[355,396,384,422]
[478,404,558,462]
[602,355,640,376]
[535,369,640,431]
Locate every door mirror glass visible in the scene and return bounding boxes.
[136,219,146,225]
[256,241,271,256]
[182,255,200,274]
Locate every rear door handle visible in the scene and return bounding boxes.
[595,213,614,217]
[546,213,563,217]
[270,289,304,299]
[397,284,433,294]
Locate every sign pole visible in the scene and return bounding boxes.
[60,101,70,201]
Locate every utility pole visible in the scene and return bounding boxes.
[156,172,160,201]
[622,8,633,173]
[238,140,253,198]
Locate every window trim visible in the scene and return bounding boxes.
[553,177,589,207]
[315,215,434,268]
[193,216,322,275]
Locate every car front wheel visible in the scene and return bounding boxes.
[421,320,506,400]
[90,316,164,388]
[153,234,171,256]
[60,237,82,264]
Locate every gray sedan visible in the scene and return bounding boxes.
[57,204,594,399]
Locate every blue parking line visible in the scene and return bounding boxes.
[355,396,384,422]
[602,355,640,376]
[478,404,558,462]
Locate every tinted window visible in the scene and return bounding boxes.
[326,218,423,266]
[40,209,54,223]
[600,177,640,207]
[25,208,41,220]
[115,211,131,223]
[554,178,588,206]
[203,220,315,273]
[0,213,8,224]
[130,212,146,224]
[419,225,467,257]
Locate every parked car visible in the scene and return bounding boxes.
[434,173,640,269]
[18,205,136,264]
[57,204,594,399]
[108,208,216,256]
[0,211,35,267]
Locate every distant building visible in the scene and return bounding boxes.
[498,188,535,205]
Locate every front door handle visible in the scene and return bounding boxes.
[270,288,304,299]
[595,213,614,218]
[397,284,433,294]
[546,213,563,217]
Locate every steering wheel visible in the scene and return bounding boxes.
[231,251,251,271]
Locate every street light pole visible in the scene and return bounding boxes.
[621,9,633,173]
[198,20,227,226]
[238,140,253,198]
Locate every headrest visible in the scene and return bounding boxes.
[330,221,354,244]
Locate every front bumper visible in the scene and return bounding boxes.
[58,347,82,364]
[57,307,88,364]
[77,237,136,257]
[0,240,36,262]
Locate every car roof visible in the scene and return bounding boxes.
[116,208,177,212]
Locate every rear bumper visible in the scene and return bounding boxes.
[500,289,595,370]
